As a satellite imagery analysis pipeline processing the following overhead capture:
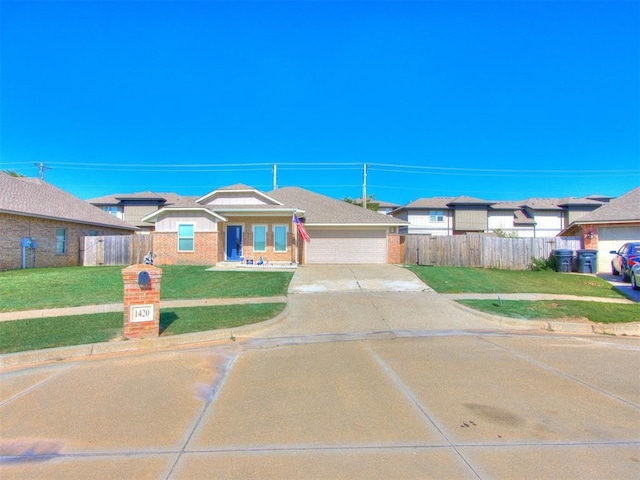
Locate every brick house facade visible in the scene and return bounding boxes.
[0,173,137,271]
[143,184,407,266]
[0,213,134,271]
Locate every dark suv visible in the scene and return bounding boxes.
[610,242,640,282]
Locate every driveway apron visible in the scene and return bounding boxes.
[2,265,640,479]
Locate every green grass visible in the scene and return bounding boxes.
[0,266,293,312]
[458,300,640,324]
[0,303,285,354]
[406,266,623,298]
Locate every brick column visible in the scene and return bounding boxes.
[122,264,163,339]
[581,224,599,250]
[387,233,402,264]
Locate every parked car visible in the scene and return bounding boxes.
[631,264,640,291]
[610,242,640,282]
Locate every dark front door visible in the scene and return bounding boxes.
[226,226,243,261]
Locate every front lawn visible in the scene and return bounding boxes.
[0,266,293,312]
[0,303,285,354]
[406,266,623,298]
[459,300,640,324]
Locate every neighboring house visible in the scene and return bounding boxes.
[142,184,406,265]
[87,191,189,231]
[348,198,401,215]
[392,195,606,237]
[376,200,401,215]
[559,186,640,272]
[0,173,137,271]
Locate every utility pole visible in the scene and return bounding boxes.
[362,163,367,209]
[34,162,52,180]
[272,164,278,190]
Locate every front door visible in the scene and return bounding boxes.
[226,225,243,261]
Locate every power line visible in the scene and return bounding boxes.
[34,162,52,180]
[6,160,638,176]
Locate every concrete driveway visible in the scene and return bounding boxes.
[2,265,640,479]
[598,272,640,302]
[288,264,428,294]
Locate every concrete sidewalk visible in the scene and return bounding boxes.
[2,265,640,479]
[0,297,287,322]
[2,289,639,479]
[442,293,635,303]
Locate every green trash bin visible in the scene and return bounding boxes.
[554,249,573,273]
[576,249,598,274]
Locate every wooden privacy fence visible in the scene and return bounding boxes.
[80,235,153,266]
[404,235,582,270]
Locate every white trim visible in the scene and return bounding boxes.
[197,187,285,206]
[225,224,244,261]
[272,224,289,253]
[142,207,227,223]
[304,222,409,230]
[253,224,267,252]
[177,223,195,252]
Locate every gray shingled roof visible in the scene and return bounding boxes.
[448,195,494,205]
[269,187,406,226]
[87,191,184,205]
[0,173,137,230]
[402,197,455,209]
[569,186,640,224]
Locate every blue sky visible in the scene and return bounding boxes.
[1,0,638,204]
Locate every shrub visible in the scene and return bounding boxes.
[530,255,555,271]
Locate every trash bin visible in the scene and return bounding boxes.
[576,249,598,274]
[554,249,573,273]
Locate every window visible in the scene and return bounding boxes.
[253,225,266,252]
[273,225,288,252]
[178,224,194,252]
[102,206,123,219]
[430,210,444,222]
[56,228,67,254]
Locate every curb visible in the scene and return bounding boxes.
[450,299,640,337]
[0,302,293,370]
[2,295,638,370]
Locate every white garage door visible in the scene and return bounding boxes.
[305,229,388,264]
[597,226,640,272]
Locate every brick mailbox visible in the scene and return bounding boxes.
[122,264,163,339]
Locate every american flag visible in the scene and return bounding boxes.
[294,215,311,243]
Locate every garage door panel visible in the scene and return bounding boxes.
[306,229,387,264]
[597,226,640,272]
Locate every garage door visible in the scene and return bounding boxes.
[597,226,640,272]
[305,229,388,264]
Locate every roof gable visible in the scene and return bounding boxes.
[570,186,640,224]
[196,184,283,206]
[448,196,494,206]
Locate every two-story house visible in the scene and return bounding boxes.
[392,195,608,237]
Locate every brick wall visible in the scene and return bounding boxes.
[152,231,218,265]
[581,224,599,250]
[0,213,131,271]
[239,229,295,264]
[387,233,402,264]
[122,264,162,339]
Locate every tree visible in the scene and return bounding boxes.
[2,169,25,177]
[344,195,380,212]
[493,228,518,238]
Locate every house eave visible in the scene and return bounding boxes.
[0,209,138,231]
[196,188,285,206]
[214,208,299,216]
[142,207,228,223]
[307,222,408,228]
